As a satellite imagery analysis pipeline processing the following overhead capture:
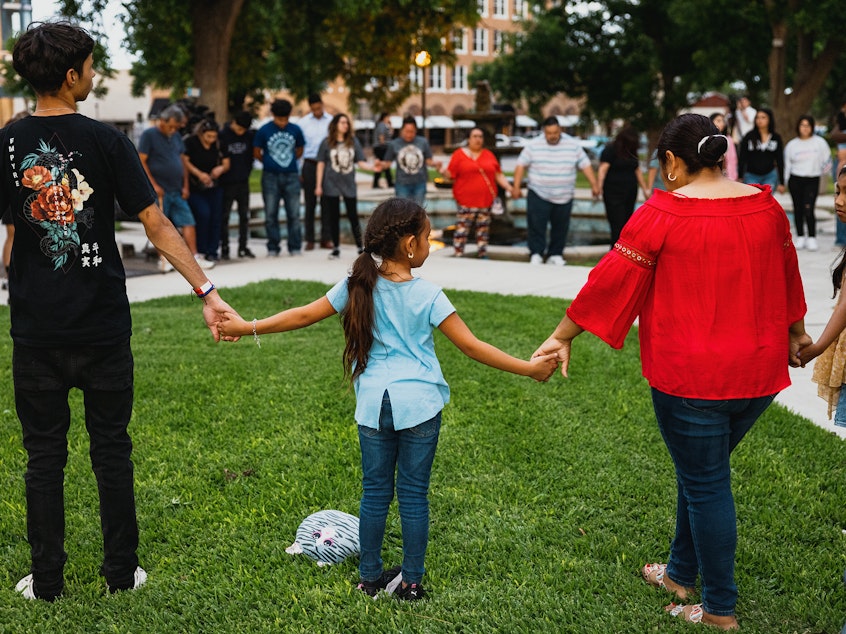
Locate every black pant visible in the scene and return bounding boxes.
[372,146,393,187]
[788,175,819,237]
[14,342,138,599]
[221,180,251,253]
[603,181,638,246]
[301,160,329,243]
[323,195,363,250]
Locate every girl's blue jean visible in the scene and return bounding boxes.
[834,386,846,427]
[357,392,441,584]
[743,168,778,190]
[651,388,776,616]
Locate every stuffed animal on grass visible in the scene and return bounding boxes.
[285,510,360,566]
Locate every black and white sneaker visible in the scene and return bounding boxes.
[394,581,428,601]
[356,565,402,598]
[107,566,148,594]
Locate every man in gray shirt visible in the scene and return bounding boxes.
[379,116,441,206]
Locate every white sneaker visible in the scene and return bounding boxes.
[529,253,543,265]
[548,255,567,266]
[15,574,36,600]
[195,254,215,270]
[107,566,148,594]
[158,256,174,274]
[805,237,818,251]
[794,236,805,250]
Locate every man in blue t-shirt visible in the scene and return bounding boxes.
[253,99,305,256]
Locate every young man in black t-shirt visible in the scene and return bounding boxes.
[1,21,238,601]
[218,111,255,259]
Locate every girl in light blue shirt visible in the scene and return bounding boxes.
[219,198,557,601]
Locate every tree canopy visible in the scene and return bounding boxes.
[477,0,846,143]
[51,0,478,122]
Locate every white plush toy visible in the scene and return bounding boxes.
[285,510,360,566]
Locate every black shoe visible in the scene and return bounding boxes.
[394,581,428,601]
[238,248,256,259]
[329,249,340,259]
[221,251,231,261]
[357,565,402,598]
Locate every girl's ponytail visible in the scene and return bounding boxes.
[340,198,427,382]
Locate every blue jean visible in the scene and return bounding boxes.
[837,219,846,247]
[357,392,441,585]
[261,171,301,254]
[394,181,427,206]
[743,168,778,190]
[13,342,139,599]
[526,190,573,258]
[651,388,776,616]
[188,186,223,257]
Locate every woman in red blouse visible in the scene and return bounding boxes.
[534,114,809,630]
[441,127,511,258]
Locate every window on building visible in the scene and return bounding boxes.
[493,0,507,18]
[493,30,506,53]
[477,0,488,17]
[473,27,489,55]
[429,65,445,91]
[451,65,468,92]
[513,0,527,19]
[452,28,468,54]
[409,66,423,89]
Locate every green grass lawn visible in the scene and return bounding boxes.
[0,281,844,633]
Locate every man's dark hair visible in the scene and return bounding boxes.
[307,93,322,105]
[542,116,560,128]
[13,21,95,95]
[401,115,417,129]
[270,99,292,118]
[233,111,252,129]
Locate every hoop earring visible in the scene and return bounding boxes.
[666,173,677,182]
[407,252,414,259]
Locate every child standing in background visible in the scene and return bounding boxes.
[799,166,846,423]
[218,198,557,600]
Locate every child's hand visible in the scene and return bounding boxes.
[218,311,250,341]
[797,342,822,368]
[528,353,559,382]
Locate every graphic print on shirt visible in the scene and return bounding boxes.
[18,135,94,270]
[330,146,356,175]
[397,144,424,175]
[266,130,296,168]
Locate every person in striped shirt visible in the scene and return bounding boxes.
[512,117,600,266]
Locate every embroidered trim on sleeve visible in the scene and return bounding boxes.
[613,242,656,268]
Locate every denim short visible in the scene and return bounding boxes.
[835,386,846,428]
[163,191,196,228]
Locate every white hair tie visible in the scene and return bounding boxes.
[698,134,729,154]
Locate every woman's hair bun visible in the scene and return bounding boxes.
[698,135,729,167]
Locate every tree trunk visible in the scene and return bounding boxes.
[767,18,840,141]
[190,0,246,122]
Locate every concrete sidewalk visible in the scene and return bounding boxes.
[98,185,845,442]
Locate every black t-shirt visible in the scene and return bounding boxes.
[184,134,225,193]
[0,113,156,346]
[218,125,254,184]
[600,145,639,186]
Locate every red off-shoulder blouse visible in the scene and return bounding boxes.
[567,186,807,399]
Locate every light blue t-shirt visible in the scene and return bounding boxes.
[253,121,305,173]
[326,276,456,430]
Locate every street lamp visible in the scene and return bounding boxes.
[414,50,431,139]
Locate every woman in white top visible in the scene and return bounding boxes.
[784,115,832,251]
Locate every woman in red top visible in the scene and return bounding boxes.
[534,114,808,630]
[441,127,511,258]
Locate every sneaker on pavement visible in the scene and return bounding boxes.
[107,566,148,594]
[548,255,566,266]
[806,237,818,251]
[794,236,805,250]
[356,565,403,598]
[158,256,174,274]
[15,574,36,600]
[329,249,340,259]
[195,254,215,270]
[394,581,428,601]
[238,248,256,259]
[529,253,543,265]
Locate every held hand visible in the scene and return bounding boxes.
[217,310,251,340]
[533,336,572,378]
[200,172,214,187]
[795,340,820,368]
[202,294,242,342]
[210,166,226,180]
[528,353,560,382]
[790,332,813,367]
[181,185,190,199]
[315,186,323,197]
[777,184,786,195]
[511,186,522,200]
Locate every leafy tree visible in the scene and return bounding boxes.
[49,0,478,121]
[479,0,846,144]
